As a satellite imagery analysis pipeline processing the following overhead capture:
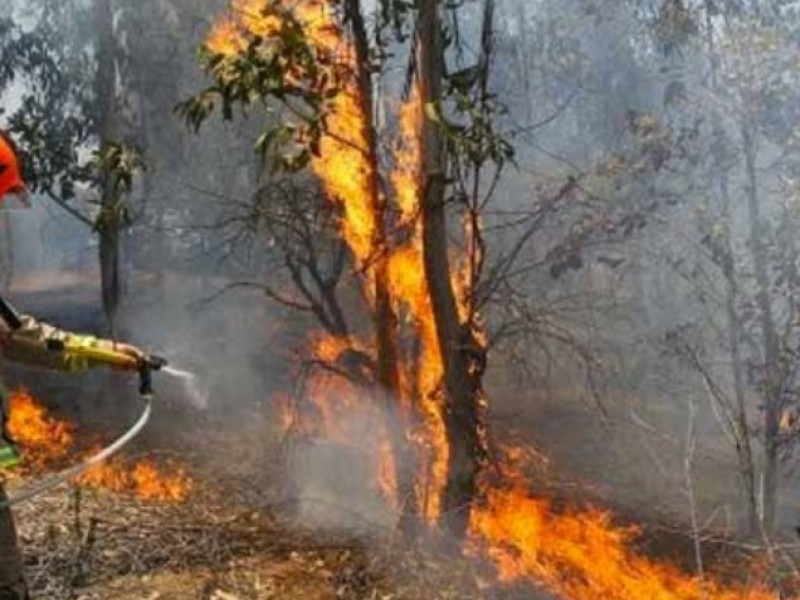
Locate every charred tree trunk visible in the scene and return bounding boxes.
[345,0,419,533]
[99,215,121,336]
[418,0,486,540]
[742,121,780,538]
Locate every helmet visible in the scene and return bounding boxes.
[0,130,29,204]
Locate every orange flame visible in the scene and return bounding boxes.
[207,0,378,269]
[388,86,449,521]
[275,333,398,503]
[207,0,284,56]
[7,389,74,467]
[464,446,777,598]
[469,482,776,599]
[7,390,192,502]
[209,0,399,505]
[131,461,192,501]
[76,455,192,502]
[207,18,246,56]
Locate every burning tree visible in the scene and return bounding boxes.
[181,0,507,540]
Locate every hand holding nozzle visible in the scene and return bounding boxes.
[137,353,168,396]
[55,337,168,395]
[52,338,144,370]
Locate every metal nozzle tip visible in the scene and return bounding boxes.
[148,355,168,370]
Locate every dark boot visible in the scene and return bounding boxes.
[0,484,28,600]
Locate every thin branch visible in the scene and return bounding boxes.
[44,189,93,227]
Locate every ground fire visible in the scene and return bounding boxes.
[6,389,192,502]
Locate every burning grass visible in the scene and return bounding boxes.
[469,484,778,600]
[7,387,74,466]
[6,388,192,502]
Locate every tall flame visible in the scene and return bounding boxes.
[208,0,378,268]
[277,333,398,503]
[389,87,449,520]
[208,0,402,508]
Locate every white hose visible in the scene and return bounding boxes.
[2,395,153,507]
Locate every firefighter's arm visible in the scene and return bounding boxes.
[0,315,144,372]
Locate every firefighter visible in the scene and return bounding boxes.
[0,129,146,600]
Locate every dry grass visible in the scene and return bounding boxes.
[7,453,495,600]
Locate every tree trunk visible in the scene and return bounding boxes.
[513,0,532,123]
[704,2,758,537]
[417,0,486,540]
[742,121,780,538]
[95,0,122,336]
[99,225,121,336]
[721,179,758,536]
[345,0,418,533]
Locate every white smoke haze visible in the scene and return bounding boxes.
[5,6,800,600]
[284,407,397,534]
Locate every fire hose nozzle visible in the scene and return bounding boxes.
[144,354,168,371]
[138,354,168,397]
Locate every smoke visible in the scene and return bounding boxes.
[2,198,94,287]
[118,273,404,535]
[284,405,398,534]
[114,273,281,410]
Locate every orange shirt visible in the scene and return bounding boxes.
[0,131,24,200]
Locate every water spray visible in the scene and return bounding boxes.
[160,366,210,408]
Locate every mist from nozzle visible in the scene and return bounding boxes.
[161,365,210,409]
